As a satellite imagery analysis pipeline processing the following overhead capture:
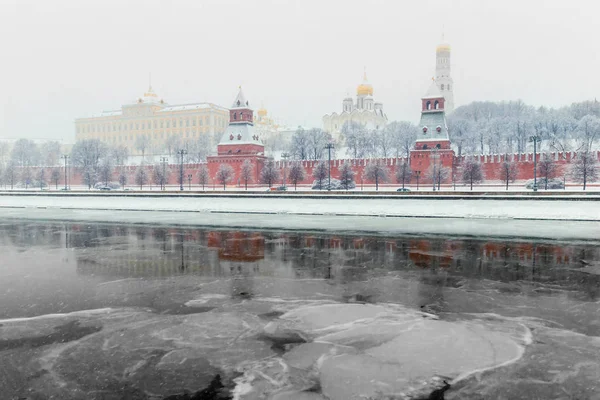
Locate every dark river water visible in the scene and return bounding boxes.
[1,220,600,399]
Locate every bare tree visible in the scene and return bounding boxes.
[135,134,152,159]
[312,161,328,189]
[364,160,389,191]
[240,159,254,190]
[288,162,306,191]
[386,121,419,159]
[342,121,369,159]
[538,153,558,190]
[4,162,17,189]
[498,156,518,190]
[305,128,331,160]
[570,150,599,190]
[98,158,113,186]
[36,168,46,189]
[216,164,234,190]
[461,158,484,190]
[184,136,211,163]
[21,166,33,189]
[338,162,355,190]
[134,164,149,190]
[50,167,61,189]
[117,167,128,189]
[427,164,450,190]
[152,163,171,189]
[395,162,412,189]
[260,160,280,188]
[197,164,210,190]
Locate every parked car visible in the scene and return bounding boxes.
[99,186,112,191]
[396,188,411,192]
[276,186,287,191]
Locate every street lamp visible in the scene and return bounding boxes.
[160,157,168,191]
[324,142,334,191]
[416,170,421,191]
[61,155,69,190]
[281,152,290,189]
[187,174,192,191]
[177,149,187,191]
[529,136,542,192]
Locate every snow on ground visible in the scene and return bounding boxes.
[0,194,599,240]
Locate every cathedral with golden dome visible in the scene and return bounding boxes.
[322,70,388,139]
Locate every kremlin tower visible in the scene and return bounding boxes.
[207,87,267,187]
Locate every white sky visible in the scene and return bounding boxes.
[1,0,599,142]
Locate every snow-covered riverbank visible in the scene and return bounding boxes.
[0,194,599,240]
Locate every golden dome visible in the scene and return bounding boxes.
[356,70,373,96]
[257,107,267,117]
[436,43,451,52]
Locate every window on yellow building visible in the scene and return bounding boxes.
[167,121,170,128]
[192,119,196,126]
[186,119,189,127]
[160,120,164,128]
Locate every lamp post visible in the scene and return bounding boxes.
[187,174,192,191]
[529,135,542,192]
[177,149,187,191]
[324,142,334,191]
[40,168,44,190]
[281,152,290,189]
[416,170,421,191]
[160,157,168,191]
[61,155,69,190]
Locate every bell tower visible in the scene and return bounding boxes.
[435,40,454,114]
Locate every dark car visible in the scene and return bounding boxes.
[396,188,411,192]
[99,186,112,191]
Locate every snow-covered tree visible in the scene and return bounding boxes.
[260,160,280,188]
[216,164,234,190]
[312,161,328,189]
[50,167,61,189]
[395,162,412,189]
[342,121,369,159]
[497,156,518,190]
[135,134,152,158]
[240,159,254,190]
[184,136,211,163]
[364,160,389,191]
[98,158,113,186]
[111,145,129,165]
[290,127,310,160]
[338,162,355,190]
[197,164,210,190]
[538,153,558,190]
[426,164,450,190]
[575,115,600,151]
[385,121,419,159]
[165,135,182,157]
[307,128,331,160]
[39,141,62,166]
[11,139,40,167]
[288,162,306,190]
[461,158,484,190]
[71,139,109,188]
[134,164,149,189]
[570,150,599,190]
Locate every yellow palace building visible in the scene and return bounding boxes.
[74,86,229,154]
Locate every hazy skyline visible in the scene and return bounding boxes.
[1,0,599,142]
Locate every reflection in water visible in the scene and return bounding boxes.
[1,221,600,309]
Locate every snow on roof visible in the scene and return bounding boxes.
[231,87,250,109]
[423,80,443,99]
[159,103,227,113]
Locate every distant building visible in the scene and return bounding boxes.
[74,86,229,154]
[322,71,388,139]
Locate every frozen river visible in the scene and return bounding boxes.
[1,220,600,399]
